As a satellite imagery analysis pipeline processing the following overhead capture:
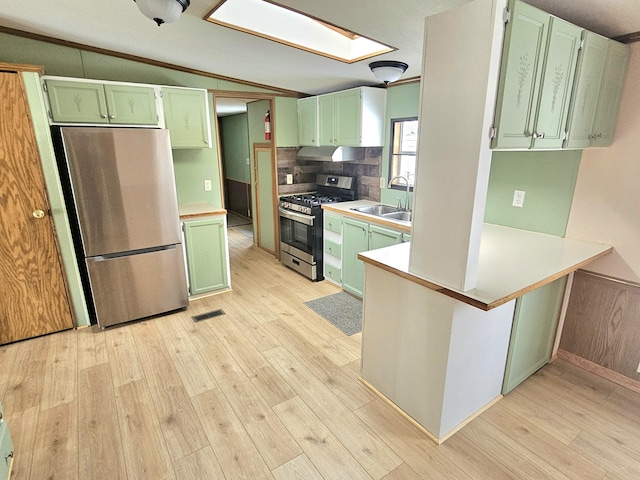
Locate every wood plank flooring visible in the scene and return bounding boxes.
[2,227,640,479]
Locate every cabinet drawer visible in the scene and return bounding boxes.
[324,264,342,284]
[324,238,342,260]
[324,214,342,234]
[0,423,13,480]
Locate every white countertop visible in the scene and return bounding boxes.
[322,200,412,233]
[359,223,612,310]
[179,202,226,219]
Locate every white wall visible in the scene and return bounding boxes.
[565,43,640,283]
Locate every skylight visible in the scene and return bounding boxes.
[205,0,395,63]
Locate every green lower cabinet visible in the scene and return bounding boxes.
[342,219,405,298]
[502,276,566,394]
[0,401,13,480]
[342,218,369,297]
[369,224,403,250]
[183,217,229,295]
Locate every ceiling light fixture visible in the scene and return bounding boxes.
[134,0,190,26]
[369,60,409,85]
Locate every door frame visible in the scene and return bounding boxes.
[211,91,281,258]
[253,142,279,257]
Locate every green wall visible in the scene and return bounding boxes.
[274,96,299,147]
[220,113,250,183]
[380,82,421,207]
[484,150,582,236]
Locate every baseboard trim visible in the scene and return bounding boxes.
[557,349,640,394]
[358,377,502,445]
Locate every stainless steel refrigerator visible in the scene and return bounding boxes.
[58,127,188,328]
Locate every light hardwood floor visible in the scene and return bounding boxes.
[2,227,640,479]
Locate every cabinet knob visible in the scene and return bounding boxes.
[532,131,545,139]
[109,115,115,119]
[100,114,107,119]
[5,451,13,460]
[32,209,45,219]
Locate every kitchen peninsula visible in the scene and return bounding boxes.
[358,225,611,443]
[356,0,619,445]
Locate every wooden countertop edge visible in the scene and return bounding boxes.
[322,204,411,233]
[359,245,613,311]
[179,208,227,220]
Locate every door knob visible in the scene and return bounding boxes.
[32,209,45,219]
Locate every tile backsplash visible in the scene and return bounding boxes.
[277,147,382,201]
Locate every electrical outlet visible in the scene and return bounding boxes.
[286,174,293,185]
[204,179,212,191]
[380,177,386,188]
[512,189,526,208]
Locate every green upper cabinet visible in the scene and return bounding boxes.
[564,32,608,149]
[305,87,386,147]
[103,84,158,125]
[46,79,109,123]
[318,93,336,145]
[334,89,362,146]
[162,87,212,149]
[298,96,319,146]
[565,34,630,148]
[45,78,158,125]
[530,17,582,149]
[492,0,549,149]
[183,216,229,295]
[492,1,581,149]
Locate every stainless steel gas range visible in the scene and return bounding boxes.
[279,174,356,281]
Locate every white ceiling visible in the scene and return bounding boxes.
[0,0,638,96]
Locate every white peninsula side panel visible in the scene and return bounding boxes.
[360,263,514,440]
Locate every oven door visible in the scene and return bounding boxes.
[279,207,317,265]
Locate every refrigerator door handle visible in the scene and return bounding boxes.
[94,244,179,261]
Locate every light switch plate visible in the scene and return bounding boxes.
[380,177,386,188]
[286,174,293,185]
[512,189,526,208]
[204,179,212,191]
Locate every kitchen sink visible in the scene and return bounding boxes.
[383,211,412,222]
[351,204,400,215]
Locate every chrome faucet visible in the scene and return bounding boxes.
[387,175,411,211]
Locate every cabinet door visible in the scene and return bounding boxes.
[342,218,369,298]
[184,217,229,295]
[318,94,335,145]
[162,87,211,148]
[298,97,319,146]
[335,89,362,146]
[369,224,403,250]
[564,31,608,149]
[590,40,630,147]
[104,84,158,125]
[45,79,109,123]
[531,17,582,149]
[503,276,566,394]
[492,0,549,149]
[324,213,342,234]
[0,422,13,480]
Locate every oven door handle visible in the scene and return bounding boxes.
[279,207,314,226]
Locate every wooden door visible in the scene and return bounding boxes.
[253,144,277,255]
[0,72,74,344]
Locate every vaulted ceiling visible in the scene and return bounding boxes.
[1,0,637,95]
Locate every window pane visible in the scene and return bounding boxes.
[389,117,418,189]
[400,120,418,153]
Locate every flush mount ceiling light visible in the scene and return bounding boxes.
[369,60,409,85]
[134,0,190,26]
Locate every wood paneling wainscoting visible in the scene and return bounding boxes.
[225,179,251,219]
[560,269,640,390]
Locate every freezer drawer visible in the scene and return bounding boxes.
[86,245,188,328]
